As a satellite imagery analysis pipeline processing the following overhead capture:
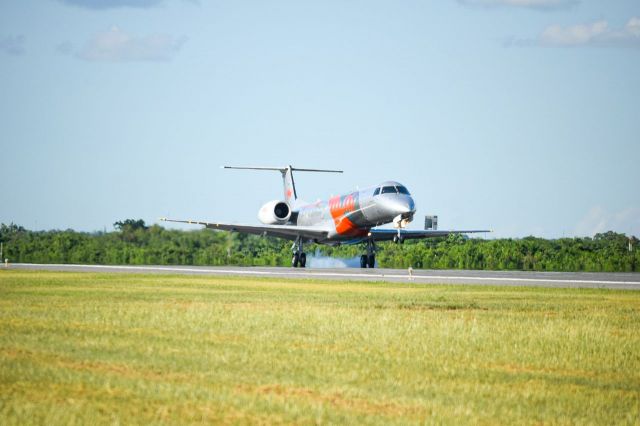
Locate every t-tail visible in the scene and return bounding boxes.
[223,165,343,204]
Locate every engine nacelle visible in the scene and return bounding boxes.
[258,200,291,225]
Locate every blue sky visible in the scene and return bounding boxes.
[1,0,639,238]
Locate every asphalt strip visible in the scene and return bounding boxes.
[7,263,640,288]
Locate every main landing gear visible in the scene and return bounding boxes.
[360,238,376,268]
[292,237,306,268]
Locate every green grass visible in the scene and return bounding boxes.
[1,270,639,425]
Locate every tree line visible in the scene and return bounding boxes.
[1,221,638,272]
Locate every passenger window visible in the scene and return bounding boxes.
[373,187,380,196]
[397,186,410,195]
[381,186,397,194]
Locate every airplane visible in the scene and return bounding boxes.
[161,166,489,268]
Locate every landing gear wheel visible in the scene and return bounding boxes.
[362,238,376,268]
[367,254,375,268]
[292,237,305,268]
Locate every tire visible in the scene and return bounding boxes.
[299,252,306,268]
[367,254,375,268]
[360,254,367,268]
[292,253,300,268]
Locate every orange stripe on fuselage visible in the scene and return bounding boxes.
[334,216,368,237]
[329,194,368,237]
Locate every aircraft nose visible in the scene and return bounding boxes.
[387,197,416,216]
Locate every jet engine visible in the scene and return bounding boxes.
[258,200,291,225]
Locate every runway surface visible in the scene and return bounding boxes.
[6,263,640,290]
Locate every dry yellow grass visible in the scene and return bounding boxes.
[1,270,639,424]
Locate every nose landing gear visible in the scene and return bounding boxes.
[292,237,306,268]
[360,238,376,268]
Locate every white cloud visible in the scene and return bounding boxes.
[540,21,608,46]
[0,35,26,56]
[458,0,579,11]
[539,17,640,47]
[77,27,186,62]
[574,206,640,237]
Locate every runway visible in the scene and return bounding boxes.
[6,263,640,290]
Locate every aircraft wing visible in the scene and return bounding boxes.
[369,229,490,241]
[160,218,329,241]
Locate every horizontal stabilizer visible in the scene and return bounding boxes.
[223,166,343,173]
[223,165,343,203]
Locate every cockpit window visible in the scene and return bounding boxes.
[373,187,380,196]
[381,186,397,194]
[396,186,410,195]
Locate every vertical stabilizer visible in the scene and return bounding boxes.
[282,166,297,204]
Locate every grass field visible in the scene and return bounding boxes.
[1,270,639,425]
